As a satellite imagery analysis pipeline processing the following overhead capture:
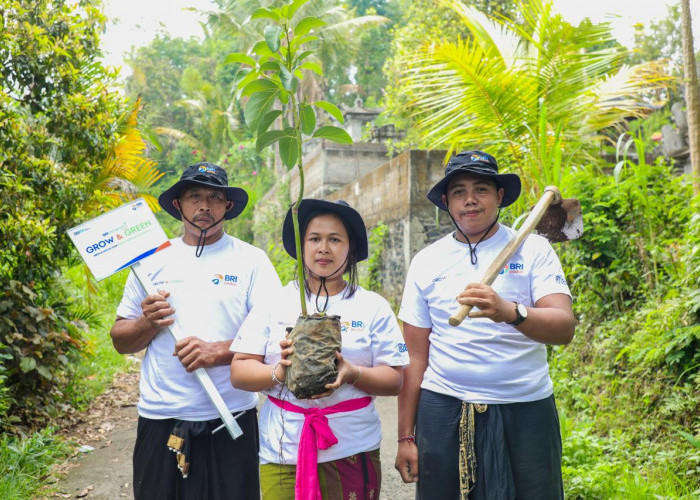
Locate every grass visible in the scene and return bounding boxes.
[0,264,131,498]
[0,429,72,500]
[560,408,700,499]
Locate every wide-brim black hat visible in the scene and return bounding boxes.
[282,199,369,262]
[427,150,521,210]
[158,162,248,220]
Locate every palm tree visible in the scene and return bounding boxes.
[394,0,674,198]
[153,71,241,163]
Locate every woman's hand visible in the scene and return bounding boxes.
[457,283,514,323]
[274,334,294,383]
[310,351,360,399]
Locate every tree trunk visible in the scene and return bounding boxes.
[681,0,700,194]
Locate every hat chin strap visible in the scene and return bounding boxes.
[448,208,500,265]
[177,207,229,258]
[304,255,349,314]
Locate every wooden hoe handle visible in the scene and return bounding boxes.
[448,186,562,327]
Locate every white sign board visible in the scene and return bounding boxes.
[68,198,170,281]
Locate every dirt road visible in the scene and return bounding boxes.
[49,371,415,499]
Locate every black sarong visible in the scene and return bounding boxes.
[133,408,260,500]
[415,390,563,500]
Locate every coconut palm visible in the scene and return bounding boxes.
[153,70,241,163]
[395,0,674,198]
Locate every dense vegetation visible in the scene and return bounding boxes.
[1,0,699,498]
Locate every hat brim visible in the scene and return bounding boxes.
[427,169,521,210]
[282,199,369,262]
[158,179,249,220]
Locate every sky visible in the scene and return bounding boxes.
[100,0,700,72]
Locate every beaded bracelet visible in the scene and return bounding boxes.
[397,434,415,443]
[271,362,285,385]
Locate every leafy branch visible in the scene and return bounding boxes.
[225,0,352,315]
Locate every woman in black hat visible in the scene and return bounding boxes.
[396,151,575,499]
[230,199,409,500]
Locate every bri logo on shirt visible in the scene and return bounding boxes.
[212,273,238,285]
[500,263,525,275]
[341,320,365,332]
[555,275,567,285]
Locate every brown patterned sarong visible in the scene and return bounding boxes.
[458,402,488,499]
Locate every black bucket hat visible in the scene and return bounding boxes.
[158,162,249,220]
[282,199,369,262]
[427,151,521,210]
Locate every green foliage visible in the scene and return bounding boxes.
[0,344,12,419]
[560,139,693,318]
[0,281,86,428]
[211,0,390,108]
[0,428,72,500]
[384,0,673,201]
[1,0,125,283]
[227,1,352,169]
[359,222,388,292]
[560,411,700,498]
[58,265,132,409]
[227,0,356,313]
[125,33,242,170]
[551,132,700,495]
[630,3,685,72]
[0,0,132,430]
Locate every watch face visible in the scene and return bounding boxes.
[517,303,528,319]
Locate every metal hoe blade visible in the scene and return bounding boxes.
[534,198,583,243]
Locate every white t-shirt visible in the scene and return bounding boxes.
[116,234,282,420]
[399,225,571,404]
[231,282,409,464]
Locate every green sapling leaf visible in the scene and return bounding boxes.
[279,129,300,168]
[294,16,326,37]
[300,104,316,135]
[225,53,256,67]
[251,8,280,22]
[314,101,345,124]
[257,109,283,135]
[264,25,283,53]
[312,126,352,144]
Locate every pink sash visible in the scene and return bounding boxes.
[268,395,372,500]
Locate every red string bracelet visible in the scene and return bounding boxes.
[397,434,415,443]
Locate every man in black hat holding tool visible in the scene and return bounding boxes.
[395,151,575,499]
[111,162,281,499]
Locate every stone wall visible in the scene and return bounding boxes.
[254,146,457,306]
[289,141,390,199]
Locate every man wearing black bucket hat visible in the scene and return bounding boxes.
[110,162,281,499]
[395,151,575,499]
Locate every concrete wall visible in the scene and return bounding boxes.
[289,141,390,199]
[324,149,453,305]
[254,146,456,306]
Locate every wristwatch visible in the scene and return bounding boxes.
[506,302,528,326]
